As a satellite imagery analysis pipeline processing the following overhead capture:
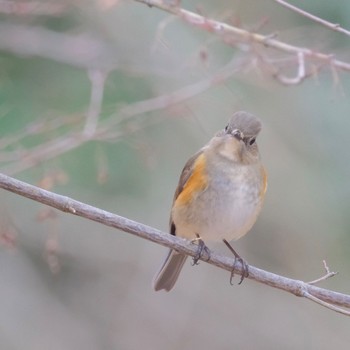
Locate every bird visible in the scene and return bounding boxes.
[153,111,267,292]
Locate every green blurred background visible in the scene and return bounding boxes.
[0,0,350,349]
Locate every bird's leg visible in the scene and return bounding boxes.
[223,239,249,285]
[191,233,211,265]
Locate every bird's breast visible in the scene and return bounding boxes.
[172,161,265,241]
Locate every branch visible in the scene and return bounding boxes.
[308,260,338,285]
[0,57,245,175]
[134,0,350,72]
[1,132,86,175]
[0,173,350,316]
[98,56,246,133]
[273,0,350,37]
[0,23,118,70]
[83,69,108,138]
[273,51,307,85]
[0,0,67,16]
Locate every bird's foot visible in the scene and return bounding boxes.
[191,234,211,265]
[223,239,249,285]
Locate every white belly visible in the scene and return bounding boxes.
[172,165,263,242]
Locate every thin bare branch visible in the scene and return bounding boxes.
[97,56,249,137]
[308,260,338,285]
[303,291,350,316]
[0,115,81,154]
[1,133,85,175]
[134,0,350,72]
[274,51,307,85]
[0,0,67,16]
[0,56,245,175]
[0,173,350,315]
[273,0,350,37]
[0,23,118,70]
[151,15,176,53]
[0,117,68,150]
[83,69,108,138]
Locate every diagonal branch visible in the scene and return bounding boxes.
[0,57,245,175]
[134,0,350,72]
[273,0,350,37]
[0,172,350,315]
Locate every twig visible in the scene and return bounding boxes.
[83,69,108,138]
[99,56,246,132]
[134,0,350,72]
[0,0,67,16]
[273,51,307,85]
[303,291,350,316]
[273,0,350,37]
[330,60,346,96]
[1,133,84,175]
[308,260,338,285]
[0,23,118,70]
[0,57,245,175]
[151,15,176,53]
[0,115,81,152]
[0,173,350,315]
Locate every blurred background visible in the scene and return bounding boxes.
[0,0,350,349]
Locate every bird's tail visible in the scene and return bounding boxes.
[153,250,187,292]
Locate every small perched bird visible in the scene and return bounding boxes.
[153,111,267,292]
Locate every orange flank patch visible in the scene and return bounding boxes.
[260,166,268,198]
[176,153,208,206]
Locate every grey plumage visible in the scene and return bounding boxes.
[153,251,187,292]
[227,111,262,138]
[153,110,264,292]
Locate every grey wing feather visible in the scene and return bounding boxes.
[153,149,204,291]
[169,149,204,229]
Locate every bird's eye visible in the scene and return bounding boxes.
[249,138,256,146]
[225,124,229,132]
